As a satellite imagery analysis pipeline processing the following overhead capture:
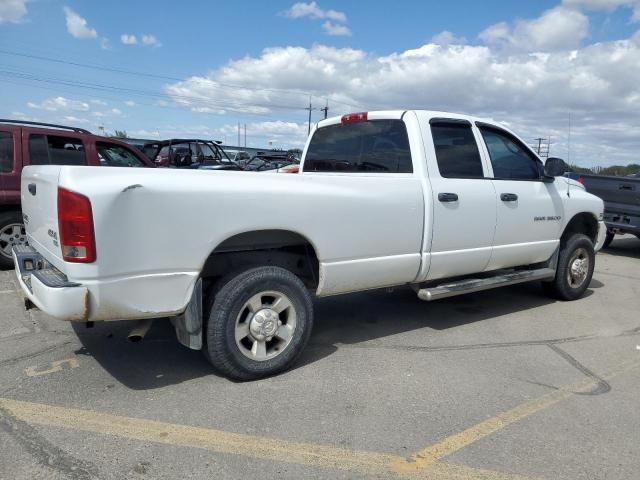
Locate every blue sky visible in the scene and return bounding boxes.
[1,0,640,165]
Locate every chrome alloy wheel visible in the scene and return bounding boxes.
[0,223,27,259]
[234,290,297,361]
[567,247,590,288]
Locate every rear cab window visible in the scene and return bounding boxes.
[28,134,87,166]
[304,119,413,173]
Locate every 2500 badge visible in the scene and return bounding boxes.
[534,216,561,222]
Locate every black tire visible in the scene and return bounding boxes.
[543,234,595,301]
[603,230,615,248]
[0,211,25,270]
[204,266,314,381]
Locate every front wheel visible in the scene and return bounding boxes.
[204,266,314,381]
[543,234,595,301]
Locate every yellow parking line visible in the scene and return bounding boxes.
[0,396,531,479]
[393,355,640,475]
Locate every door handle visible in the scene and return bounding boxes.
[500,193,518,202]
[28,183,36,196]
[438,192,458,202]
[619,184,634,191]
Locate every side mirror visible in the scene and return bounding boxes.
[544,157,569,177]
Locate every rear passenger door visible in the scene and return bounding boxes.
[477,124,562,269]
[423,119,497,281]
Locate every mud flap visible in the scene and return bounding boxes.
[171,278,203,350]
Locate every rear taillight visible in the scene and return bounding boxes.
[341,112,368,124]
[57,187,96,263]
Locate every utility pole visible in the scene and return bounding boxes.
[320,99,329,119]
[535,137,543,155]
[305,98,315,135]
[244,124,247,148]
[237,122,240,147]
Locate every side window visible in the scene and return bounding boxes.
[96,142,146,167]
[430,123,484,179]
[305,120,413,173]
[479,128,541,180]
[29,134,87,166]
[0,131,14,173]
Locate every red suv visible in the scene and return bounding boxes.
[0,119,154,269]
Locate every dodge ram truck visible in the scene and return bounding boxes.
[13,111,606,380]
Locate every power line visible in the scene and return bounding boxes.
[0,49,362,110]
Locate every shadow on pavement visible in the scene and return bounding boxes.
[71,278,592,390]
[601,236,640,259]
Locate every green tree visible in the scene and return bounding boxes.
[113,130,129,138]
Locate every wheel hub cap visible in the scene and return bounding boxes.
[567,247,589,288]
[249,308,280,341]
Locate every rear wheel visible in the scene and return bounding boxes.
[543,234,595,301]
[603,230,615,248]
[204,266,314,381]
[0,211,26,269]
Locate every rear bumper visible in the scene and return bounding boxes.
[604,211,640,236]
[13,245,89,321]
[13,245,199,322]
[595,220,607,252]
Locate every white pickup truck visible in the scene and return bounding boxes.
[14,110,606,380]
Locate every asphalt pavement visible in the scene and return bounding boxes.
[1,236,639,480]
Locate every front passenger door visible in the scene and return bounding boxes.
[478,125,563,270]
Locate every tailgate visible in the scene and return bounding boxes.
[21,165,65,268]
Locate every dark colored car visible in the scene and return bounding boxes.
[142,139,242,170]
[0,119,155,269]
[567,171,640,247]
[242,152,298,172]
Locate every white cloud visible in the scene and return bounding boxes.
[63,115,88,124]
[141,34,160,47]
[562,0,640,21]
[120,34,137,45]
[91,99,108,106]
[124,100,136,107]
[164,37,640,166]
[431,31,467,46]
[100,37,111,50]
[0,0,29,23]
[285,2,346,22]
[110,108,122,115]
[479,6,589,51]
[322,21,351,36]
[63,6,97,39]
[28,96,90,112]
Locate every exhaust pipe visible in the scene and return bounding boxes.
[128,319,153,343]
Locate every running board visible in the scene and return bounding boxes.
[417,268,555,302]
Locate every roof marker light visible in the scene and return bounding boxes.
[341,112,368,124]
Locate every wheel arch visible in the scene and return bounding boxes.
[200,229,320,291]
[561,212,598,245]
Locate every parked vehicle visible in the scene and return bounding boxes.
[567,171,640,247]
[242,152,298,172]
[224,149,251,164]
[143,139,242,170]
[0,119,154,269]
[13,110,605,380]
